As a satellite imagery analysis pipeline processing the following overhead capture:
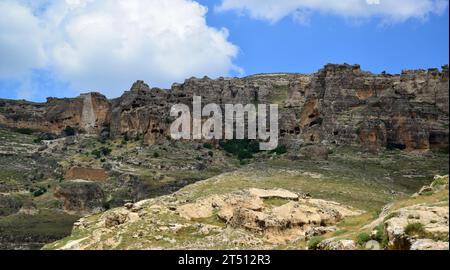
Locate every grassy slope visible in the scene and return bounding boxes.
[0,210,80,249]
[45,146,449,250]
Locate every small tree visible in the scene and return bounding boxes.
[16,128,34,135]
[63,126,76,136]
[357,232,371,246]
[203,143,213,149]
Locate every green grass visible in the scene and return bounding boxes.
[0,167,31,193]
[308,236,325,250]
[0,210,80,249]
[180,159,395,211]
[333,229,349,236]
[3,129,447,250]
[192,211,226,228]
[264,198,290,207]
[383,212,400,222]
[404,223,427,238]
[268,85,289,104]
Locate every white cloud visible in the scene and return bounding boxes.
[216,0,449,24]
[0,1,46,78]
[0,0,239,97]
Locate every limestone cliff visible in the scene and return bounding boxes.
[1,64,448,152]
[0,92,110,135]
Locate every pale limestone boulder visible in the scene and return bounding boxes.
[317,238,357,250]
[410,239,449,250]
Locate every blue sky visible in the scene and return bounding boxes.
[201,0,449,75]
[0,0,449,102]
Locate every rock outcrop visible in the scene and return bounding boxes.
[365,175,449,250]
[384,204,448,250]
[46,188,363,249]
[1,64,448,152]
[316,238,357,250]
[43,168,449,251]
[54,180,106,214]
[0,92,110,135]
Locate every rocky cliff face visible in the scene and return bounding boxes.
[1,64,448,152]
[0,92,110,135]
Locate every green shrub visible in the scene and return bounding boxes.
[357,232,371,245]
[98,136,108,144]
[432,176,449,187]
[56,175,64,182]
[237,150,253,160]
[405,223,427,238]
[100,147,112,156]
[32,187,47,197]
[103,201,111,210]
[239,160,249,166]
[372,209,382,219]
[203,143,213,149]
[432,147,449,155]
[307,236,325,250]
[91,147,111,159]
[99,127,110,143]
[153,152,160,158]
[15,128,34,135]
[270,145,287,155]
[63,126,76,136]
[91,149,101,159]
[219,139,260,160]
[33,133,56,143]
[374,223,389,248]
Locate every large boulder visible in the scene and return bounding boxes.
[316,238,357,250]
[410,239,449,250]
[176,188,363,245]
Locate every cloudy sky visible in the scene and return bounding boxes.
[0,0,448,101]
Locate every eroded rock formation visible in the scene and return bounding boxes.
[54,180,106,214]
[0,92,110,135]
[1,64,448,152]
